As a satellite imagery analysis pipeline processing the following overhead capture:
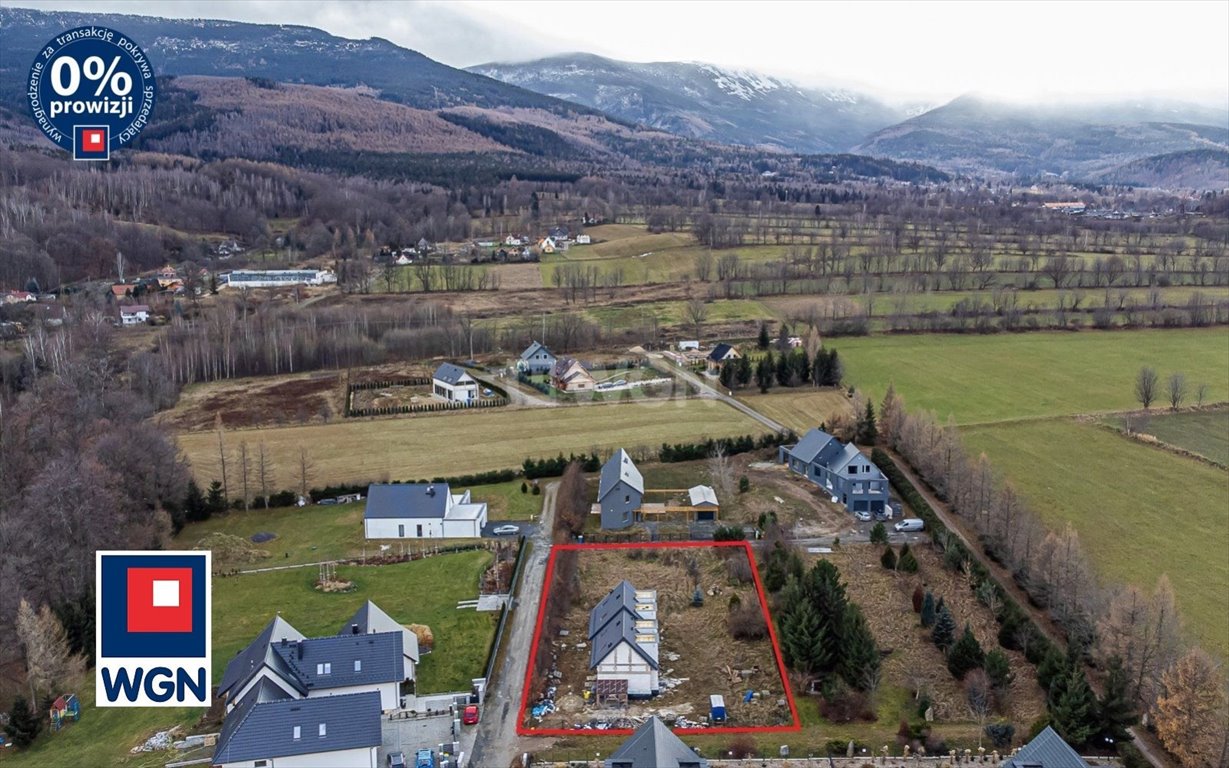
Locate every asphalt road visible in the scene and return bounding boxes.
[646,353,789,435]
[466,481,557,768]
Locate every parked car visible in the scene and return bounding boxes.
[462,704,480,725]
[415,749,436,768]
[386,751,406,768]
[895,518,925,533]
[854,510,872,522]
[492,524,520,536]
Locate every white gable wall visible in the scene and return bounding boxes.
[305,681,400,712]
[226,666,303,713]
[594,641,658,696]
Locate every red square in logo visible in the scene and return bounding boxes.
[83,129,104,149]
[126,568,193,634]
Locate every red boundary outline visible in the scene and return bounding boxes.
[516,539,801,736]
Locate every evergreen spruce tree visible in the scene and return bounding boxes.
[897,542,919,573]
[184,479,209,523]
[812,349,831,387]
[776,323,791,353]
[936,595,946,614]
[870,522,888,545]
[758,322,771,350]
[827,350,843,386]
[932,604,957,652]
[1050,666,1098,748]
[860,398,879,439]
[984,648,1014,692]
[839,604,880,691]
[206,480,226,515]
[921,591,936,627]
[5,696,41,748]
[719,361,736,389]
[1036,647,1066,692]
[775,352,792,387]
[780,599,830,675]
[947,623,986,679]
[1097,656,1138,743]
[756,353,775,393]
[880,546,897,570]
[796,348,811,384]
[736,355,752,387]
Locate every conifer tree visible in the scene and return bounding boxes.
[1050,666,1098,747]
[1097,656,1138,743]
[985,648,1014,693]
[932,604,957,652]
[897,542,919,573]
[840,604,880,691]
[947,623,986,679]
[4,696,41,748]
[856,400,878,444]
[758,321,771,350]
[921,590,936,627]
[880,546,897,570]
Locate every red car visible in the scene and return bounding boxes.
[462,704,479,725]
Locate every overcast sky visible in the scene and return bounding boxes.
[9,0,1229,105]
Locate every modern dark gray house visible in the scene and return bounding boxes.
[518,340,557,375]
[780,427,890,516]
[598,449,644,529]
[604,716,707,768]
[212,690,382,768]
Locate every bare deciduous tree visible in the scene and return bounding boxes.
[297,447,315,502]
[685,298,709,342]
[708,444,735,500]
[1167,372,1187,411]
[16,599,84,704]
[1135,366,1159,410]
[237,441,252,510]
[257,443,275,508]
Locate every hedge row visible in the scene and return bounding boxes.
[308,467,520,501]
[347,396,508,417]
[349,377,431,391]
[871,449,1061,683]
[523,452,601,479]
[659,431,795,463]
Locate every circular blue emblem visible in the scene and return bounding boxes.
[27,26,157,160]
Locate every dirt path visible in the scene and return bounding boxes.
[873,447,1174,768]
[647,353,789,435]
[466,481,558,768]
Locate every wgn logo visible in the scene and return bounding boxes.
[95,551,212,706]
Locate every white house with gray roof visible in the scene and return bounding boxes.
[605,716,707,768]
[212,690,382,768]
[780,427,890,516]
[598,449,644,529]
[518,341,557,375]
[218,615,407,714]
[432,362,478,404]
[589,580,659,696]
[363,482,488,539]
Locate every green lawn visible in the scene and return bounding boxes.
[1109,407,1229,466]
[4,551,495,767]
[834,328,1229,425]
[211,550,496,694]
[963,418,1229,657]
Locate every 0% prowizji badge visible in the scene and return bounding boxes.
[27,25,157,161]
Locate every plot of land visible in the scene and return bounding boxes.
[522,543,796,733]
[736,388,856,434]
[1109,407,1229,466]
[963,418,1229,657]
[160,371,345,431]
[179,399,765,486]
[833,328,1229,425]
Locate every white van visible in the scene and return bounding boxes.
[894,518,925,533]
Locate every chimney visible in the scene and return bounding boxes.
[426,485,435,497]
[351,624,360,635]
[297,643,304,660]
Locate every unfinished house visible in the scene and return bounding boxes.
[588,580,660,697]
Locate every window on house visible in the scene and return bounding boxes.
[354,660,362,672]
[292,726,301,740]
[398,524,405,537]
[624,494,630,503]
[416,524,423,537]
[316,662,331,675]
[318,723,327,737]
[255,762,269,768]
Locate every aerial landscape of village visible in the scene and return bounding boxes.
[0,1,1226,767]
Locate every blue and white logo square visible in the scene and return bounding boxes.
[95,551,212,707]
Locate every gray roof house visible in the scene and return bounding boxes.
[605,716,707,768]
[597,449,644,530]
[363,482,488,539]
[780,427,890,517]
[519,341,557,375]
[340,600,420,670]
[1002,726,1090,768]
[218,616,308,708]
[218,614,407,714]
[705,343,740,371]
[588,581,659,697]
[212,691,382,768]
[432,362,478,404]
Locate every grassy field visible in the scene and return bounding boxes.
[833,328,1229,425]
[3,551,495,767]
[963,418,1229,657]
[735,388,857,433]
[1109,407,1229,466]
[178,399,764,486]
